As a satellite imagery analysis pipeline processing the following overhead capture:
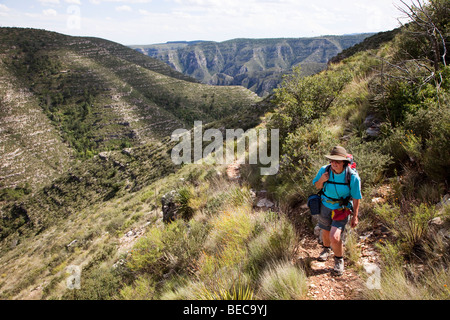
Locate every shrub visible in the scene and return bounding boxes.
[175,186,195,221]
[375,240,405,274]
[247,214,297,278]
[64,267,122,300]
[346,138,392,189]
[344,229,361,267]
[225,185,254,208]
[375,203,436,259]
[361,259,450,300]
[163,270,254,300]
[126,226,165,275]
[119,275,156,300]
[270,65,352,139]
[127,219,208,277]
[206,206,254,250]
[256,260,308,300]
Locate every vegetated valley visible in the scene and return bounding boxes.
[0,1,449,301]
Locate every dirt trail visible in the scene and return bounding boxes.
[226,161,241,180]
[296,230,364,300]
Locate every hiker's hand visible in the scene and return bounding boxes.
[351,215,358,228]
[320,172,329,183]
[314,171,329,190]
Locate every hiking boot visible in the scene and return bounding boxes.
[318,247,332,261]
[333,257,344,276]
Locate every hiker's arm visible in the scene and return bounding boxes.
[314,172,329,190]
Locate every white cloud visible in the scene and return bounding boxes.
[38,0,61,6]
[1,0,413,45]
[43,8,58,16]
[0,4,10,12]
[138,9,150,15]
[65,0,82,4]
[116,5,132,12]
[90,0,152,3]
[0,4,10,17]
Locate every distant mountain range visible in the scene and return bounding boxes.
[130,34,374,96]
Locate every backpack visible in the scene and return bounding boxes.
[347,154,357,170]
[320,154,357,207]
[307,154,357,215]
[307,194,321,215]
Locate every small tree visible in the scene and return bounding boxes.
[396,0,449,87]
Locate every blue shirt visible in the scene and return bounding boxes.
[313,165,362,210]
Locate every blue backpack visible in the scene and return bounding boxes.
[307,194,321,215]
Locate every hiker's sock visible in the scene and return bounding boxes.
[335,256,343,260]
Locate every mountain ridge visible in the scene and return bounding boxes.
[130,34,374,96]
[0,27,260,192]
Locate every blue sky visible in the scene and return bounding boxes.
[0,0,413,45]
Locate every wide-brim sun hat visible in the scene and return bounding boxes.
[325,146,350,162]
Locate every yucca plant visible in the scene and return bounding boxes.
[176,186,195,221]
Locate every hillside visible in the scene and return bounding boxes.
[0,28,260,191]
[131,34,373,97]
[0,1,449,302]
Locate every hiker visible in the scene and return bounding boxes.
[312,146,362,276]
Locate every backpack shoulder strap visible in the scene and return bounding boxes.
[325,165,352,187]
[345,166,351,185]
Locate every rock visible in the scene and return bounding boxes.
[256,198,274,208]
[67,239,78,248]
[430,217,444,227]
[374,229,382,236]
[98,152,108,161]
[257,190,267,197]
[364,114,381,137]
[161,190,179,223]
[366,126,380,137]
[122,148,132,156]
[371,197,383,204]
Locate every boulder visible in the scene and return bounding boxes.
[161,190,179,223]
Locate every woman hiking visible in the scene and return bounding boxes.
[312,146,362,276]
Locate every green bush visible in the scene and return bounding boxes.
[127,219,207,277]
[119,275,156,300]
[247,214,297,278]
[175,186,195,221]
[375,203,436,258]
[346,138,392,189]
[270,65,352,139]
[256,260,308,300]
[64,267,122,300]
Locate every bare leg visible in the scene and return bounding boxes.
[329,226,343,257]
[322,229,331,247]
